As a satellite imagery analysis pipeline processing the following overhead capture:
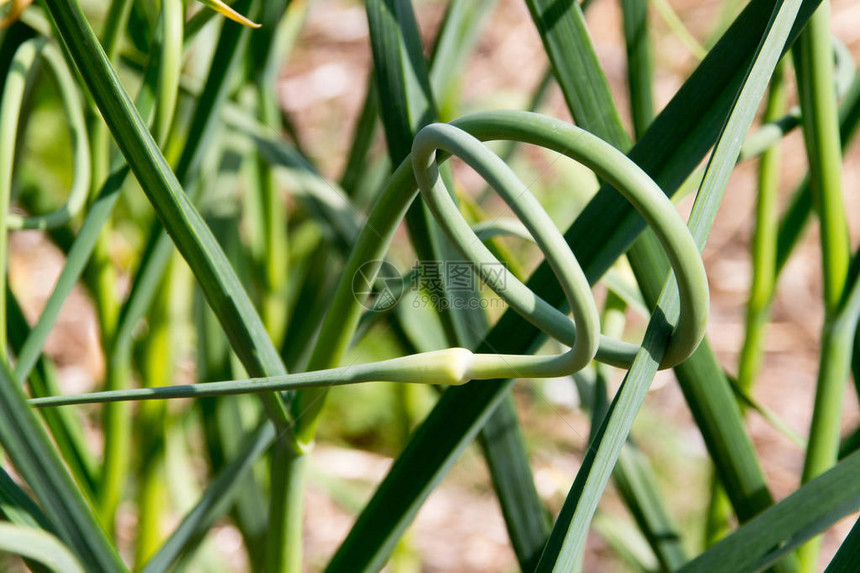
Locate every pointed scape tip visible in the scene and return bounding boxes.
[199,0,261,28]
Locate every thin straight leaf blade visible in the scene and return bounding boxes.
[536,300,675,571]
[0,523,86,573]
[42,0,291,428]
[679,452,860,573]
[0,467,52,530]
[365,3,551,568]
[825,516,860,572]
[0,361,124,571]
[141,424,275,573]
[522,0,693,567]
[540,0,803,567]
[7,290,97,495]
[197,0,260,28]
[525,0,631,147]
[477,394,550,571]
[621,0,655,138]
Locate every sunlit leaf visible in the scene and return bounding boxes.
[197,0,259,28]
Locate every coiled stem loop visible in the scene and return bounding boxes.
[31,111,710,408]
[413,113,708,373]
[413,123,601,377]
[0,38,91,232]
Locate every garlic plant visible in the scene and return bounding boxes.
[0,0,858,572]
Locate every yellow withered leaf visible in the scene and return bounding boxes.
[0,0,33,28]
[197,0,260,28]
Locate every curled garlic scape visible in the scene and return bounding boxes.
[30,112,708,409]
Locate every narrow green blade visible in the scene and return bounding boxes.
[523,0,688,567]
[359,3,551,569]
[825,516,860,572]
[7,290,96,494]
[477,394,550,571]
[196,0,260,28]
[525,0,631,147]
[42,0,291,428]
[141,424,275,573]
[679,452,860,573]
[621,0,655,138]
[0,523,86,573]
[0,467,51,530]
[0,361,124,571]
